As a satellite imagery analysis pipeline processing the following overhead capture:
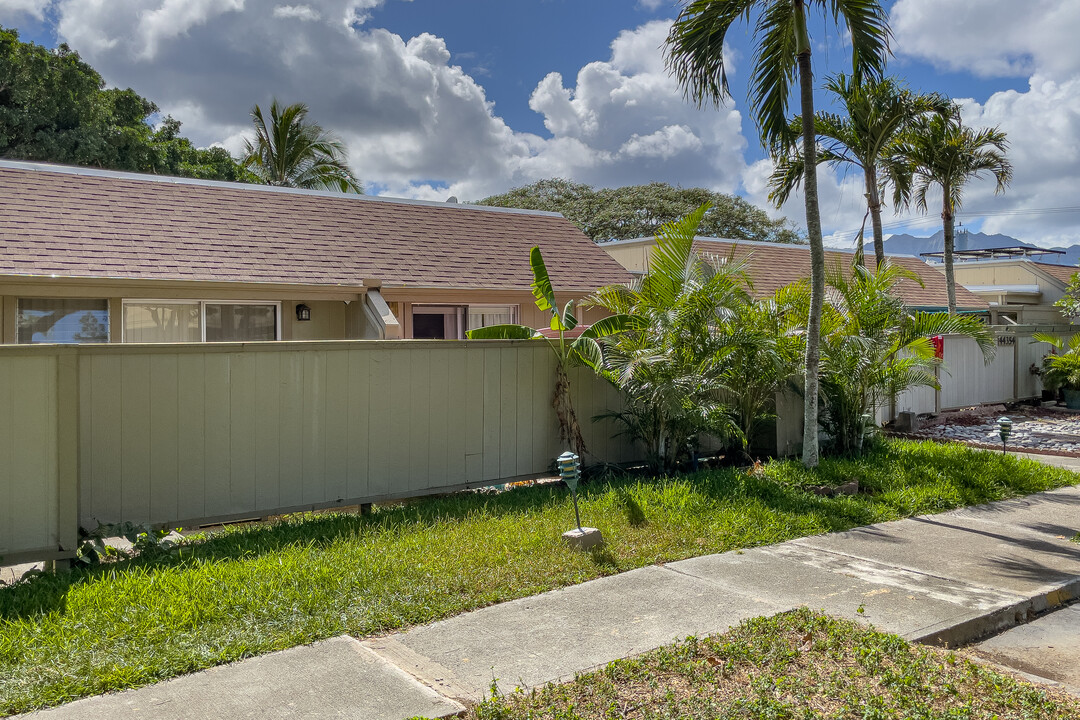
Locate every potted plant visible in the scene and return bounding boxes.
[1033,333,1080,409]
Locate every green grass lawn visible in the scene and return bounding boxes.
[467,608,1080,720]
[1,439,1077,715]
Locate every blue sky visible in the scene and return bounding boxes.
[1,0,1077,247]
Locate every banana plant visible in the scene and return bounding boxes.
[467,246,641,458]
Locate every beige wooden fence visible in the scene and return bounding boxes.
[1,340,636,563]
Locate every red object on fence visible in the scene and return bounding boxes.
[930,335,944,360]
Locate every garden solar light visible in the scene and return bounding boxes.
[998,417,1012,454]
[558,451,603,550]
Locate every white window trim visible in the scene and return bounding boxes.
[121,299,282,342]
[466,304,520,328]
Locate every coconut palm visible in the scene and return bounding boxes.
[664,0,891,467]
[466,247,639,460]
[790,257,995,453]
[891,113,1012,314]
[242,100,362,192]
[769,74,949,267]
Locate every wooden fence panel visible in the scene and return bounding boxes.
[0,353,61,560]
[68,340,638,530]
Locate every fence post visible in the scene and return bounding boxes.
[55,348,80,558]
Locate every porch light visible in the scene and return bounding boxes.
[997,417,1012,454]
[296,303,312,321]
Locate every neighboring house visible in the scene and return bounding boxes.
[926,250,1080,325]
[601,236,989,313]
[0,161,632,344]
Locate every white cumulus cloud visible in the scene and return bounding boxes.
[33,4,751,204]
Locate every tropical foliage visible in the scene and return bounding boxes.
[577,206,995,464]
[1033,333,1080,392]
[769,74,950,266]
[588,207,749,470]
[890,112,1012,314]
[466,247,639,458]
[806,258,994,453]
[0,26,251,180]
[476,179,800,244]
[665,0,892,468]
[242,100,362,192]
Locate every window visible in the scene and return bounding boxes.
[17,299,109,344]
[467,305,518,331]
[123,301,279,343]
[411,305,464,339]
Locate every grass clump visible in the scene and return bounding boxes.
[0,439,1076,715]
[470,608,1080,719]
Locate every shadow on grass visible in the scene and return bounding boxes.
[1,440,1074,622]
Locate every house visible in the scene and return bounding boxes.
[922,248,1079,325]
[601,236,989,313]
[0,160,632,344]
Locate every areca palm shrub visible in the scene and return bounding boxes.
[794,258,995,454]
[589,205,774,471]
[665,0,891,468]
[721,284,805,456]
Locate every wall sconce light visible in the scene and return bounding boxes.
[296,303,312,322]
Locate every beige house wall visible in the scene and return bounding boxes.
[0,277,617,345]
[380,288,608,339]
[951,262,1072,324]
[601,241,652,274]
[0,276,373,344]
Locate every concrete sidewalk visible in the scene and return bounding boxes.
[20,483,1080,720]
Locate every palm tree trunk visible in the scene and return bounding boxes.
[553,360,588,458]
[942,188,957,314]
[865,165,885,267]
[797,45,824,468]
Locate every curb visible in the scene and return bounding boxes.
[910,578,1080,648]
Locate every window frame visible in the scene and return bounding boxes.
[121,299,282,343]
[465,304,520,331]
[16,297,111,344]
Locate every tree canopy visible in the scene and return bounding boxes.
[242,100,362,192]
[0,25,251,181]
[476,178,801,244]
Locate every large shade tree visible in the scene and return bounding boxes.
[664,0,891,467]
[0,26,250,180]
[476,179,800,244]
[891,113,1012,314]
[242,100,362,193]
[769,74,949,266]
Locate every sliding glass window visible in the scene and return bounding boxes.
[123,301,279,343]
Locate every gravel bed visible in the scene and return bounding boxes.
[908,409,1080,455]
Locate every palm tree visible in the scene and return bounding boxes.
[790,257,994,453]
[242,100,362,192]
[891,113,1012,314]
[665,0,890,467]
[466,247,639,459]
[769,74,949,267]
[588,205,752,471]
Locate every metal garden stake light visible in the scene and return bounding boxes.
[998,416,1012,454]
[558,451,583,530]
[557,451,603,549]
